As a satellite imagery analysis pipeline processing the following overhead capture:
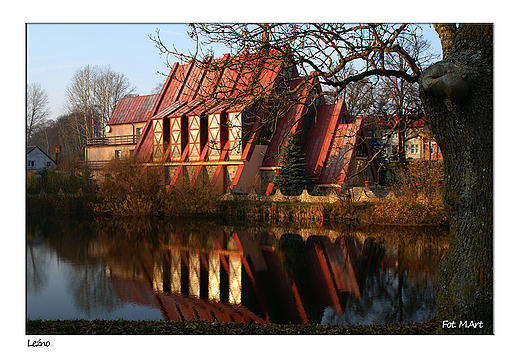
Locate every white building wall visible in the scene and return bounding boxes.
[27,147,56,172]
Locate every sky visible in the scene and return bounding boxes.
[27,24,203,118]
[27,23,443,119]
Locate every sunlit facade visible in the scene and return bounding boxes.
[85,50,380,192]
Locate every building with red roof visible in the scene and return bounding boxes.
[85,94,159,163]
[366,115,443,162]
[85,49,378,193]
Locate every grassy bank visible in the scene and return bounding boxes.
[356,200,448,226]
[26,160,447,226]
[27,317,438,335]
[26,192,359,227]
[26,192,448,227]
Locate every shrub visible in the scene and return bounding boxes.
[369,161,447,225]
[394,161,444,204]
[95,159,165,216]
[161,185,221,217]
[370,199,447,225]
[99,158,164,199]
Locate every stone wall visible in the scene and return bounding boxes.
[222,187,397,203]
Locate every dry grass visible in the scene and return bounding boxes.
[27,317,439,335]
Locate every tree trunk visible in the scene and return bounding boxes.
[420,24,493,334]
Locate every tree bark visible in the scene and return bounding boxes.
[420,24,493,334]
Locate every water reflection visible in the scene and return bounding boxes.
[27,217,448,325]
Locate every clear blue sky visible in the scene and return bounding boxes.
[27,24,204,117]
[27,23,442,119]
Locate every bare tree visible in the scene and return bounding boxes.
[151,23,493,333]
[327,62,376,118]
[26,83,51,142]
[64,65,136,140]
[151,82,164,94]
[93,65,137,135]
[64,65,97,142]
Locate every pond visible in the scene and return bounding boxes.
[26,216,449,326]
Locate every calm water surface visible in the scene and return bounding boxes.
[27,216,448,325]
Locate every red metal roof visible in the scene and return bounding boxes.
[304,100,347,177]
[364,114,430,129]
[135,49,289,160]
[107,94,159,126]
[317,117,363,185]
[152,49,286,120]
[261,77,319,167]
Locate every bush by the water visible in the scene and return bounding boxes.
[367,161,447,225]
[26,158,445,226]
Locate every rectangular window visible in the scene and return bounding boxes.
[114,150,122,159]
[28,161,35,167]
[46,162,51,167]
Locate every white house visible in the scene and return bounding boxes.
[27,146,57,172]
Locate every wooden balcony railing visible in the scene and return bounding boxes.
[86,134,141,146]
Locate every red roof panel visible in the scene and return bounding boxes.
[107,94,159,126]
[304,100,347,177]
[317,118,362,185]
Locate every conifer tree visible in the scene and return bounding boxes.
[273,133,312,196]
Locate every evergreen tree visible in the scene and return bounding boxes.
[274,133,312,196]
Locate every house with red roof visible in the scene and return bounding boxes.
[85,94,159,164]
[85,49,377,193]
[369,115,443,162]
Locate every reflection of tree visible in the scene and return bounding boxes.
[322,265,436,325]
[321,231,442,326]
[30,216,123,317]
[26,243,50,296]
[276,234,306,283]
[27,220,53,296]
[66,261,122,317]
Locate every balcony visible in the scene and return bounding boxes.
[86,134,141,146]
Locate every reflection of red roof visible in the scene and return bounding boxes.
[107,94,159,125]
[109,276,158,307]
[109,274,266,323]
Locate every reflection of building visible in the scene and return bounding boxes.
[103,227,383,324]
